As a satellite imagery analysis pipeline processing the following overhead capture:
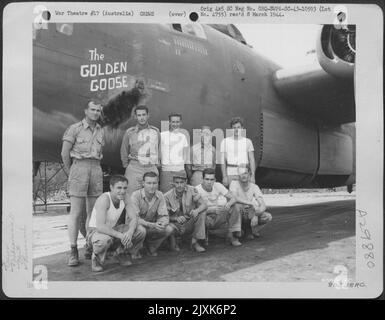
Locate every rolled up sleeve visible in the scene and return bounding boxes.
[63,125,76,144]
[130,192,148,226]
[156,196,169,225]
[192,188,203,205]
[129,192,141,216]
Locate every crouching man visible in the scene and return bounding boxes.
[164,171,208,253]
[196,168,242,246]
[130,172,173,256]
[229,166,272,239]
[87,175,146,272]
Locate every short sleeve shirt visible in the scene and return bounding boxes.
[196,182,229,209]
[160,130,189,171]
[62,119,104,160]
[130,189,168,223]
[229,180,263,202]
[220,137,254,175]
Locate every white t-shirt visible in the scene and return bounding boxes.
[196,182,228,209]
[160,130,189,171]
[89,192,124,228]
[220,136,254,175]
[229,180,263,203]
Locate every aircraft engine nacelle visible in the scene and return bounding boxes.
[272,24,356,124]
[316,24,355,78]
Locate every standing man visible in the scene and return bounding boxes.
[87,175,146,272]
[187,125,216,187]
[120,105,160,197]
[230,166,272,239]
[130,172,174,256]
[61,100,104,267]
[164,172,207,253]
[196,168,242,246]
[159,113,190,193]
[220,117,256,187]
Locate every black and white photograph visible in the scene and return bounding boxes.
[2,2,383,298]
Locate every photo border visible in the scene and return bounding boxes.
[2,1,383,298]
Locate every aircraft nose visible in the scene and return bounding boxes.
[100,81,144,128]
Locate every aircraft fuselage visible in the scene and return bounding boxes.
[33,23,355,188]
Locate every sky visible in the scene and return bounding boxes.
[236,24,321,68]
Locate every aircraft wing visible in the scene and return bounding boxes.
[273,25,355,124]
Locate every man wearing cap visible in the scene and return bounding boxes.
[164,171,207,253]
[120,105,160,197]
[230,166,272,239]
[61,100,104,266]
[187,125,216,187]
[220,117,256,187]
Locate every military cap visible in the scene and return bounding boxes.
[172,171,187,180]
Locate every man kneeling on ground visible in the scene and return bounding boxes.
[87,175,146,272]
[196,168,242,246]
[229,166,272,239]
[164,171,208,253]
[130,172,173,256]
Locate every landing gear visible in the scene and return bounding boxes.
[33,163,123,213]
[33,161,69,213]
[347,184,353,193]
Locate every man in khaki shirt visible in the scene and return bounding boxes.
[164,171,207,253]
[61,100,104,266]
[120,105,160,197]
[130,172,173,256]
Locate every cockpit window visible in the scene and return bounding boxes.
[172,24,182,32]
[208,24,247,45]
[171,24,207,39]
[56,23,73,36]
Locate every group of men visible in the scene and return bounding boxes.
[61,100,272,272]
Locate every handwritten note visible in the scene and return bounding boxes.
[357,209,376,269]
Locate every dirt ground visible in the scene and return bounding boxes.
[33,192,355,282]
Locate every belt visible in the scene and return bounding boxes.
[227,164,239,167]
[73,158,100,163]
[192,165,214,171]
[129,159,156,168]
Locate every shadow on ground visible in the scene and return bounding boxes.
[34,200,355,281]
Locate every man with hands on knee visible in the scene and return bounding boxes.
[87,175,146,272]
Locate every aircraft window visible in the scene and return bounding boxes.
[227,25,237,38]
[189,24,207,39]
[56,23,73,36]
[183,24,196,36]
[171,24,207,39]
[172,24,182,32]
